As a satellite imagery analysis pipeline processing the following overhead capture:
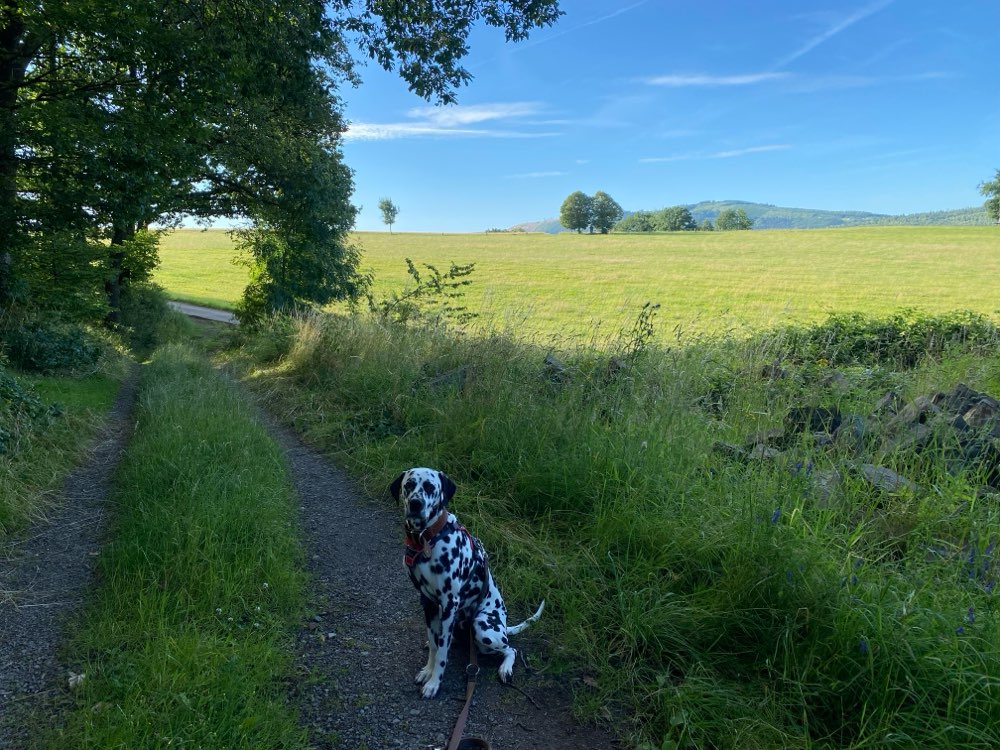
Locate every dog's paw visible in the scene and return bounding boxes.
[420,677,441,699]
[415,665,432,685]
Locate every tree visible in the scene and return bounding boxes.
[379,198,400,233]
[699,218,715,231]
[1,1,564,323]
[980,169,1000,224]
[716,208,754,231]
[591,191,623,234]
[614,211,656,232]
[656,206,696,231]
[560,191,593,233]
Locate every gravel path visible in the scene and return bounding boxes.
[261,414,616,749]
[0,372,137,749]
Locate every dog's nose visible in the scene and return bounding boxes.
[408,498,422,514]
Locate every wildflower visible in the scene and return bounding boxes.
[770,508,781,524]
[956,625,965,635]
[851,575,858,586]
[215,608,222,615]
[858,638,868,655]
[262,582,270,589]
[786,570,794,583]
[967,607,975,624]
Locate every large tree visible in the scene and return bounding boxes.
[656,206,696,231]
[560,191,593,233]
[1,1,563,322]
[591,191,623,234]
[981,168,1000,224]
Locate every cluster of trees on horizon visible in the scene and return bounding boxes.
[559,191,753,233]
[0,2,561,332]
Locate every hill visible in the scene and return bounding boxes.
[510,200,992,233]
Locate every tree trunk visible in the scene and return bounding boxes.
[0,4,36,311]
[104,223,135,323]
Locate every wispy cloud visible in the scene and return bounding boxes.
[640,144,791,163]
[645,72,789,87]
[775,0,894,68]
[513,1,651,51]
[345,101,559,141]
[505,171,567,179]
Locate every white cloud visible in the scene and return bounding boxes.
[405,101,543,126]
[505,171,568,179]
[640,144,791,163]
[344,101,558,140]
[775,0,894,68]
[645,72,789,87]
[711,144,791,158]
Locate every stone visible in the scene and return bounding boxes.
[872,390,904,418]
[785,405,842,435]
[857,464,917,494]
[963,400,999,429]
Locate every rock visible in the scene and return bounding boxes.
[748,443,782,461]
[811,468,843,504]
[712,441,747,461]
[744,428,786,448]
[785,405,842,435]
[883,423,935,454]
[888,396,940,429]
[834,415,866,452]
[963,399,999,429]
[872,391,903,418]
[933,383,990,415]
[811,432,834,447]
[857,464,917,494]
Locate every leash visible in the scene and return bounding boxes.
[445,638,491,750]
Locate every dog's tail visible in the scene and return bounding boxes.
[507,600,545,635]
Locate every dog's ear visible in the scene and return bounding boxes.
[389,471,406,501]
[438,471,457,504]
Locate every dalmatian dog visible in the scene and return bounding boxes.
[390,467,545,699]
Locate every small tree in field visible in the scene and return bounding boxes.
[560,191,593,233]
[379,197,400,233]
[591,191,624,234]
[980,169,1000,224]
[716,207,754,231]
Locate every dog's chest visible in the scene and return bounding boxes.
[406,527,486,606]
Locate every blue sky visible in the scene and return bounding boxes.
[341,1,1000,232]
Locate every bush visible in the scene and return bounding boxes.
[3,319,102,372]
[118,283,198,355]
[770,310,1000,368]
[0,366,61,455]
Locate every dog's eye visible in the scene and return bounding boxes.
[422,481,435,494]
[404,480,416,493]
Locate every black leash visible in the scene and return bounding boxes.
[445,639,491,750]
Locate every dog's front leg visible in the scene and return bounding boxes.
[416,594,439,687]
[420,601,457,699]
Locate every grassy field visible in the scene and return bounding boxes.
[156,226,1000,339]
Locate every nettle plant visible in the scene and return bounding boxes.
[366,258,478,329]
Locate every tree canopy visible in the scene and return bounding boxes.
[591,191,624,234]
[379,198,400,233]
[560,191,593,233]
[715,207,754,231]
[980,169,1000,223]
[0,1,563,325]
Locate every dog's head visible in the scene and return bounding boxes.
[389,467,456,532]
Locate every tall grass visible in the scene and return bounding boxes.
[240,310,1000,748]
[47,345,307,749]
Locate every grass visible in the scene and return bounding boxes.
[157,226,1000,338]
[231,309,1000,749]
[45,344,307,749]
[0,365,125,536]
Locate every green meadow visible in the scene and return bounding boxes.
[157,226,1000,339]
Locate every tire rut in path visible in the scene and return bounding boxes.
[0,371,137,749]
[261,415,616,749]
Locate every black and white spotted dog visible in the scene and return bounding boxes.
[390,467,544,699]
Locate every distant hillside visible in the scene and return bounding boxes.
[509,201,993,233]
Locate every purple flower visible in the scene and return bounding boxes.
[858,638,869,655]
[956,626,965,635]
[967,607,975,624]
[770,508,782,524]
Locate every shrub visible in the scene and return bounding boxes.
[0,366,61,455]
[3,319,101,372]
[767,310,1000,369]
[118,282,196,355]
